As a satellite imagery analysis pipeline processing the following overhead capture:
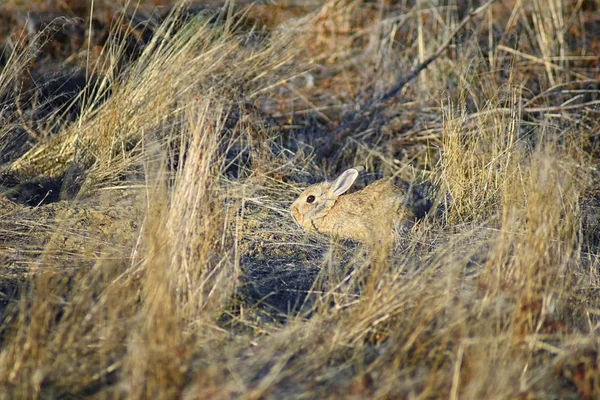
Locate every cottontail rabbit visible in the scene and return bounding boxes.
[290,167,432,244]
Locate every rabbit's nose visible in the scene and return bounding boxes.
[290,205,302,226]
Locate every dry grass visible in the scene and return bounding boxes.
[0,0,599,399]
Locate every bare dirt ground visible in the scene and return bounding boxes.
[1,0,600,398]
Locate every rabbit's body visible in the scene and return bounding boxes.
[290,167,432,244]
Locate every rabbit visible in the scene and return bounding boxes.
[290,166,433,244]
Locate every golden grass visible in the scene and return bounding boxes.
[0,0,599,399]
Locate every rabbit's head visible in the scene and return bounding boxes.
[290,168,360,231]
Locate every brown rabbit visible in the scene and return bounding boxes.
[290,167,432,244]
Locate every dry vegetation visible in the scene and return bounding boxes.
[0,0,599,398]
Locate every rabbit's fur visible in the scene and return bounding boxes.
[290,167,432,244]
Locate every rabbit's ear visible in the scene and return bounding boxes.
[331,168,359,196]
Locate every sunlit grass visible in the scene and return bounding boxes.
[0,1,599,399]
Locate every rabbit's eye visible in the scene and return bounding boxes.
[306,195,315,203]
